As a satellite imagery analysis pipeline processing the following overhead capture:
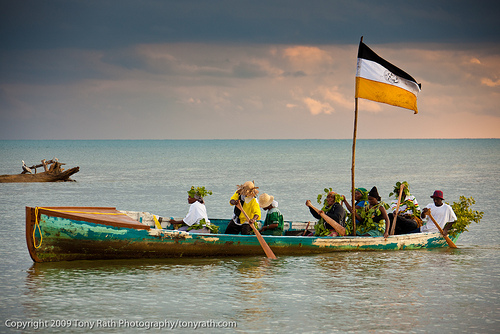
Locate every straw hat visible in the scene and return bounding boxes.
[237,181,259,197]
[259,193,274,208]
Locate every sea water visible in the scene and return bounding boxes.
[0,139,499,333]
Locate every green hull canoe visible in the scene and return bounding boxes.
[26,207,459,263]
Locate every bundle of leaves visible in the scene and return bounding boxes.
[316,188,343,207]
[389,181,421,219]
[448,196,483,238]
[389,181,411,199]
[314,221,332,236]
[187,218,219,234]
[188,186,213,198]
[356,203,386,235]
[313,188,344,236]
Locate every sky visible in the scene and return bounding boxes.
[1,0,500,139]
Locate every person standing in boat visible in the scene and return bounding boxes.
[226,181,261,235]
[354,186,390,237]
[169,186,213,233]
[258,193,284,236]
[306,190,346,236]
[387,182,422,234]
[411,190,457,234]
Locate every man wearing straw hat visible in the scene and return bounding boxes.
[226,181,261,235]
[258,193,284,236]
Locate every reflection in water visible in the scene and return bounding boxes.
[231,258,274,322]
[16,248,500,333]
[24,258,236,321]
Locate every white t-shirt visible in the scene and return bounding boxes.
[420,203,457,233]
[390,195,419,215]
[183,201,210,227]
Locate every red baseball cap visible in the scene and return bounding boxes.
[431,190,444,200]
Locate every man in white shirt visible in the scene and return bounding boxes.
[169,187,212,233]
[417,190,457,234]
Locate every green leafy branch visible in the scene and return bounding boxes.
[188,186,213,198]
[389,181,420,219]
[448,196,483,238]
[187,218,219,234]
[316,188,343,208]
[356,204,385,235]
[389,181,410,198]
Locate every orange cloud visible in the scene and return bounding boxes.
[469,57,481,64]
[481,78,500,87]
[282,46,333,73]
[303,97,334,115]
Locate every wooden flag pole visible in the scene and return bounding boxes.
[351,97,359,236]
[351,36,363,236]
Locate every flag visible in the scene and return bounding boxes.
[355,41,421,114]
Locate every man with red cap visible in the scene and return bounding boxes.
[413,190,457,234]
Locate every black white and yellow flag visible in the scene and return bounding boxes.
[355,41,421,114]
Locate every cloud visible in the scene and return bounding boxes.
[282,46,334,74]
[1,42,500,139]
[358,99,383,113]
[303,97,334,115]
[470,58,481,64]
[481,78,500,87]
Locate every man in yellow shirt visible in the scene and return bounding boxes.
[225,181,261,235]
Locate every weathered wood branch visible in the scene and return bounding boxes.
[1,161,79,183]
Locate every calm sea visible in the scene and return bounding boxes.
[0,139,499,333]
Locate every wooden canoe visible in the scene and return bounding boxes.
[26,206,459,262]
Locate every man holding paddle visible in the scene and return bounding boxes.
[306,190,346,236]
[226,181,261,235]
[413,190,457,235]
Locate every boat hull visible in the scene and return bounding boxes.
[26,207,458,262]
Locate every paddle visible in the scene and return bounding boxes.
[236,203,277,259]
[390,183,405,235]
[319,212,346,236]
[302,222,311,236]
[307,202,346,236]
[426,211,458,248]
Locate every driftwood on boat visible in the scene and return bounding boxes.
[0,159,79,183]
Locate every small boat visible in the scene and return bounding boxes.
[0,160,79,183]
[26,206,459,262]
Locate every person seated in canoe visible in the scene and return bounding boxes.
[226,181,261,235]
[353,186,390,237]
[305,190,346,236]
[410,190,457,235]
[387,181,422,235]
[169,186,217,233]
[258,193,284,236]
[341,187,368,224]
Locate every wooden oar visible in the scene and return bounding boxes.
[426,211,458,248]
[319,212,346,236]
[302,222,311,236]
[390,183,405,235]
[308,204,346,236]
[237,205,277,259]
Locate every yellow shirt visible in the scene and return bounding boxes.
[230,191,261,224]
